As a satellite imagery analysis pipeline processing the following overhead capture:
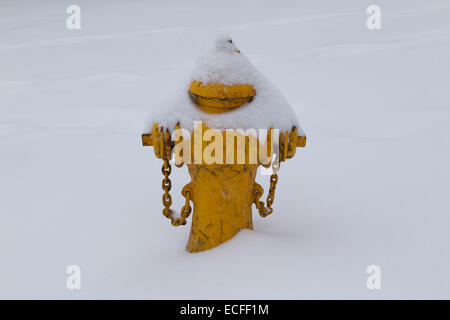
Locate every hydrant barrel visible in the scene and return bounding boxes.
[186,163,257,252]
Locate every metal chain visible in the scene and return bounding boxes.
[254,173,279,217]
[161,158,192,226]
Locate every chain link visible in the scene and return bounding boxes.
[161,158,192,226]
[253,173,279,217]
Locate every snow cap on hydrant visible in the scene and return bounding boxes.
[146,34,304,134]
[142,34,306,252]
[212,33,240,53]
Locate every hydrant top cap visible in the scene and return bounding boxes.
[189,81,256,100]
[189,81,256,113]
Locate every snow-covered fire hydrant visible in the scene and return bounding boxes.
[142,35,306,252]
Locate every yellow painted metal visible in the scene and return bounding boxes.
[186,163,257,252]
[142,122,306,252]
[142,125,306,157]
[189,81,256,99]
[297,135,306,147]
[189,81,256,113]
[142,133,153,146]
[184,123,272,252]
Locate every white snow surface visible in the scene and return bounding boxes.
[147,34,302,134]
[1,0,450,299]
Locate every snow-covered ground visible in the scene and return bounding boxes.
[1,0,449,299]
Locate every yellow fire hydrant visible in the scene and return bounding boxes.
[142,37,306,253]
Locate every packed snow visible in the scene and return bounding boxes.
[147,34,302,134]
[1,0,450,299]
